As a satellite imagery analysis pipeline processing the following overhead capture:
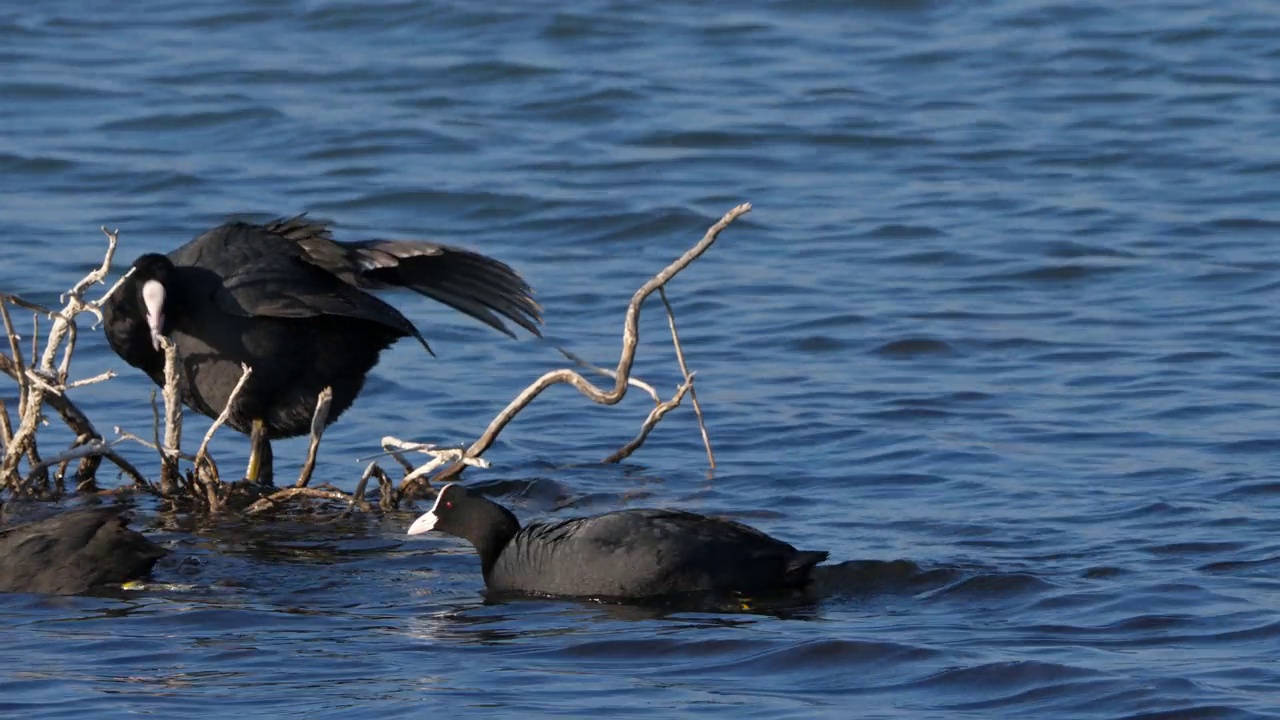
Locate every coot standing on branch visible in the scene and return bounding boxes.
[406,483,830,599]
[101,216,541,484]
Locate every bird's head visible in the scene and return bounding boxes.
[128,253,177,351]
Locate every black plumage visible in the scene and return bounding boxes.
[0,507,165,595]
[101,216,540,482]
[407,483,829,599]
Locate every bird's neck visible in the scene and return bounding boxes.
[471,500,521,581]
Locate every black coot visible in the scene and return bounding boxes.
[101,216,541,483]
[406,483,829,599]
[0,507,166,595]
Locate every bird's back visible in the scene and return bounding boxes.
[169,221,420,336]
[160,221,421,434]
[0,508,165,595]
[490,509,827,598]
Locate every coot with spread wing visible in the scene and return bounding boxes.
[102,216,541,483]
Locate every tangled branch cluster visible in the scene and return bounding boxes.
[0,203,751,516]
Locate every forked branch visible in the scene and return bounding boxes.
[409,202,749,489]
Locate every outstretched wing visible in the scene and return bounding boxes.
[197,221,429,350]
[264,214,542,338]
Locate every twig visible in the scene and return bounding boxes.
[116,426,159,451]
[555,345,661,403]
[295,387,332,488]
[22,439,150,492]
[0,227,126,495]
[95,267,132,308]
[66,226,122,301]
[1,310,48,490]
[89,271,133,333]
[64,369,116,391]
[602,379,693,463]
[79,227,123,329]
[56,320,76,384]
[1,299,27,418]
[377,437,488,497]
[157,336,182,493]
[146,386,159,441]
[401,448,488,497]
[659,288,714,468]
[377,443,417,474]
[201,470,220,511]
[0,352,107,486]
[428,202,751,484]
[0,399,12,447]
[193,363,253,475]
[244,486,357,516]
[103,449,152,491]
[160,337,183,456]
[345,462,380,514]
[22,368,62,395]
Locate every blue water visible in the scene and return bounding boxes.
[3,0,1280,717]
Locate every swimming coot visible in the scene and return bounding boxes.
[406,483,829,599]
[0,507,166,595]
[101,216,541,483]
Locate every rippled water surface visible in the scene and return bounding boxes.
[3,1,1280,717]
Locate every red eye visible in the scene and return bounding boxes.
[445,501,453,509]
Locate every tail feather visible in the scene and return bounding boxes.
[785,550,829,585]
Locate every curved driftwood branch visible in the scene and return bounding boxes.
[412,202,750,488]
[602,377,694,464]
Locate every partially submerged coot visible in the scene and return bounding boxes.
[406,483,829,599]
[101,216,541,483]
[0,506,165,595]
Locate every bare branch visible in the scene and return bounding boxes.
[64,369,116,391]
[377,436,488,497]
[1,299,27,418]
[426,202,751,484]
[1,306,51,490]
[554,345,661,403]
[400,447,489,497]
[244,486,356,516]
[22,439,143,488]
[66,226,121,300]
[1,226,133,496]
[159,336,183,456]
[0,398,12,447]
[194,363,253,471]
[375,464,398,510]
[23,368,62,395]
[102,449,152,491]
[346,462,380,514]
[56,319,76,383]
[77,227,124,329]
[659,288,714,468]
[295,386,332,488]
[156,336,183,493]
[602,379,694,464]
